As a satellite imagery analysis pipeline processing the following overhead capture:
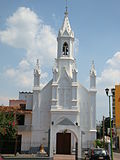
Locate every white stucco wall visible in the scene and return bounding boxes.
[18,114,32,151]
[78,83,96,148]
[20,131,31,151]
[78,83,90,130]
[31,80,52,147]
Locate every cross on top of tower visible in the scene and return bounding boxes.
[65,0,68,16]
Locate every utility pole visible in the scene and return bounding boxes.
[105,88,115,160]
[103,116,105,148]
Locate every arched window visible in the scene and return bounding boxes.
[63,42,68,55]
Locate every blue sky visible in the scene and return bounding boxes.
[0,0,120,121]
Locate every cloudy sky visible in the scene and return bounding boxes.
[0,0,120,120]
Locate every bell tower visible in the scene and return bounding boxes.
[51,6,78,109]
[57,7,74,59]
[55,6,76,80]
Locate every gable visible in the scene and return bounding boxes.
[58,68,71,87]
[63,30,69,36]
[57,118,74,126]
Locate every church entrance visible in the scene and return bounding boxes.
[56,132,71,154]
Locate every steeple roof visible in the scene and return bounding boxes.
[58,8,74,38]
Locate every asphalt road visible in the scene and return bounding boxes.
[53,153,120,160]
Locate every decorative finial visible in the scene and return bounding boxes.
[37,59,39,64]
[90,60,96,76]
[34,59,40,76]
[92,60,95,69]
[65,0,68,16]
[36,59,39,69]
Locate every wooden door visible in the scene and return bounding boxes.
[56,133,71,154]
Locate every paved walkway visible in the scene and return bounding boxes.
[113,152,120,160]
[53,154,75,160]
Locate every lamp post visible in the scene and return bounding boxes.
[105,88,115,160]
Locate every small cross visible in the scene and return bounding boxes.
[65,0,68,15]
[66,0,68,12]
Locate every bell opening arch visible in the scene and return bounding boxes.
[63,42,69,55]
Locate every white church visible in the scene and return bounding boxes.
[17,7,97,160]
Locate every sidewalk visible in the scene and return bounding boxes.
[113,152,120,160]
[53,155,75,160]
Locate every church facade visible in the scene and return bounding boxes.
[18,9,97,160]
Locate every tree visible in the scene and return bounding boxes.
[0,112,17,153]
[0,112,17,138]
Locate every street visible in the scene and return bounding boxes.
[53,153,120,160]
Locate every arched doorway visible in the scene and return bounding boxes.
[55,128,78,157]
[50,119,81,159]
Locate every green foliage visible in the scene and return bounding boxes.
[95,139,104,148]
[0,112,17,138]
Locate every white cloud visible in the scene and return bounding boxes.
[18,59,30,71]
[87,52,120,120]
[0,7,40,48]
[5,65,33,88]
[107,52,120,68]
[5,68,16,77]
[97,51,120,92]
[96,52,120,120]
[0,7,57,88]
[0,7,57,62]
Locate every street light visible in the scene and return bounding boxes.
[105,88,115,160]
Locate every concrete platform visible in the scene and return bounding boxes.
[53,155,75,160]
[2,154,53,160]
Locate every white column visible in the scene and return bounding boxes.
[78,129,81,159]
[50,125,53,158]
